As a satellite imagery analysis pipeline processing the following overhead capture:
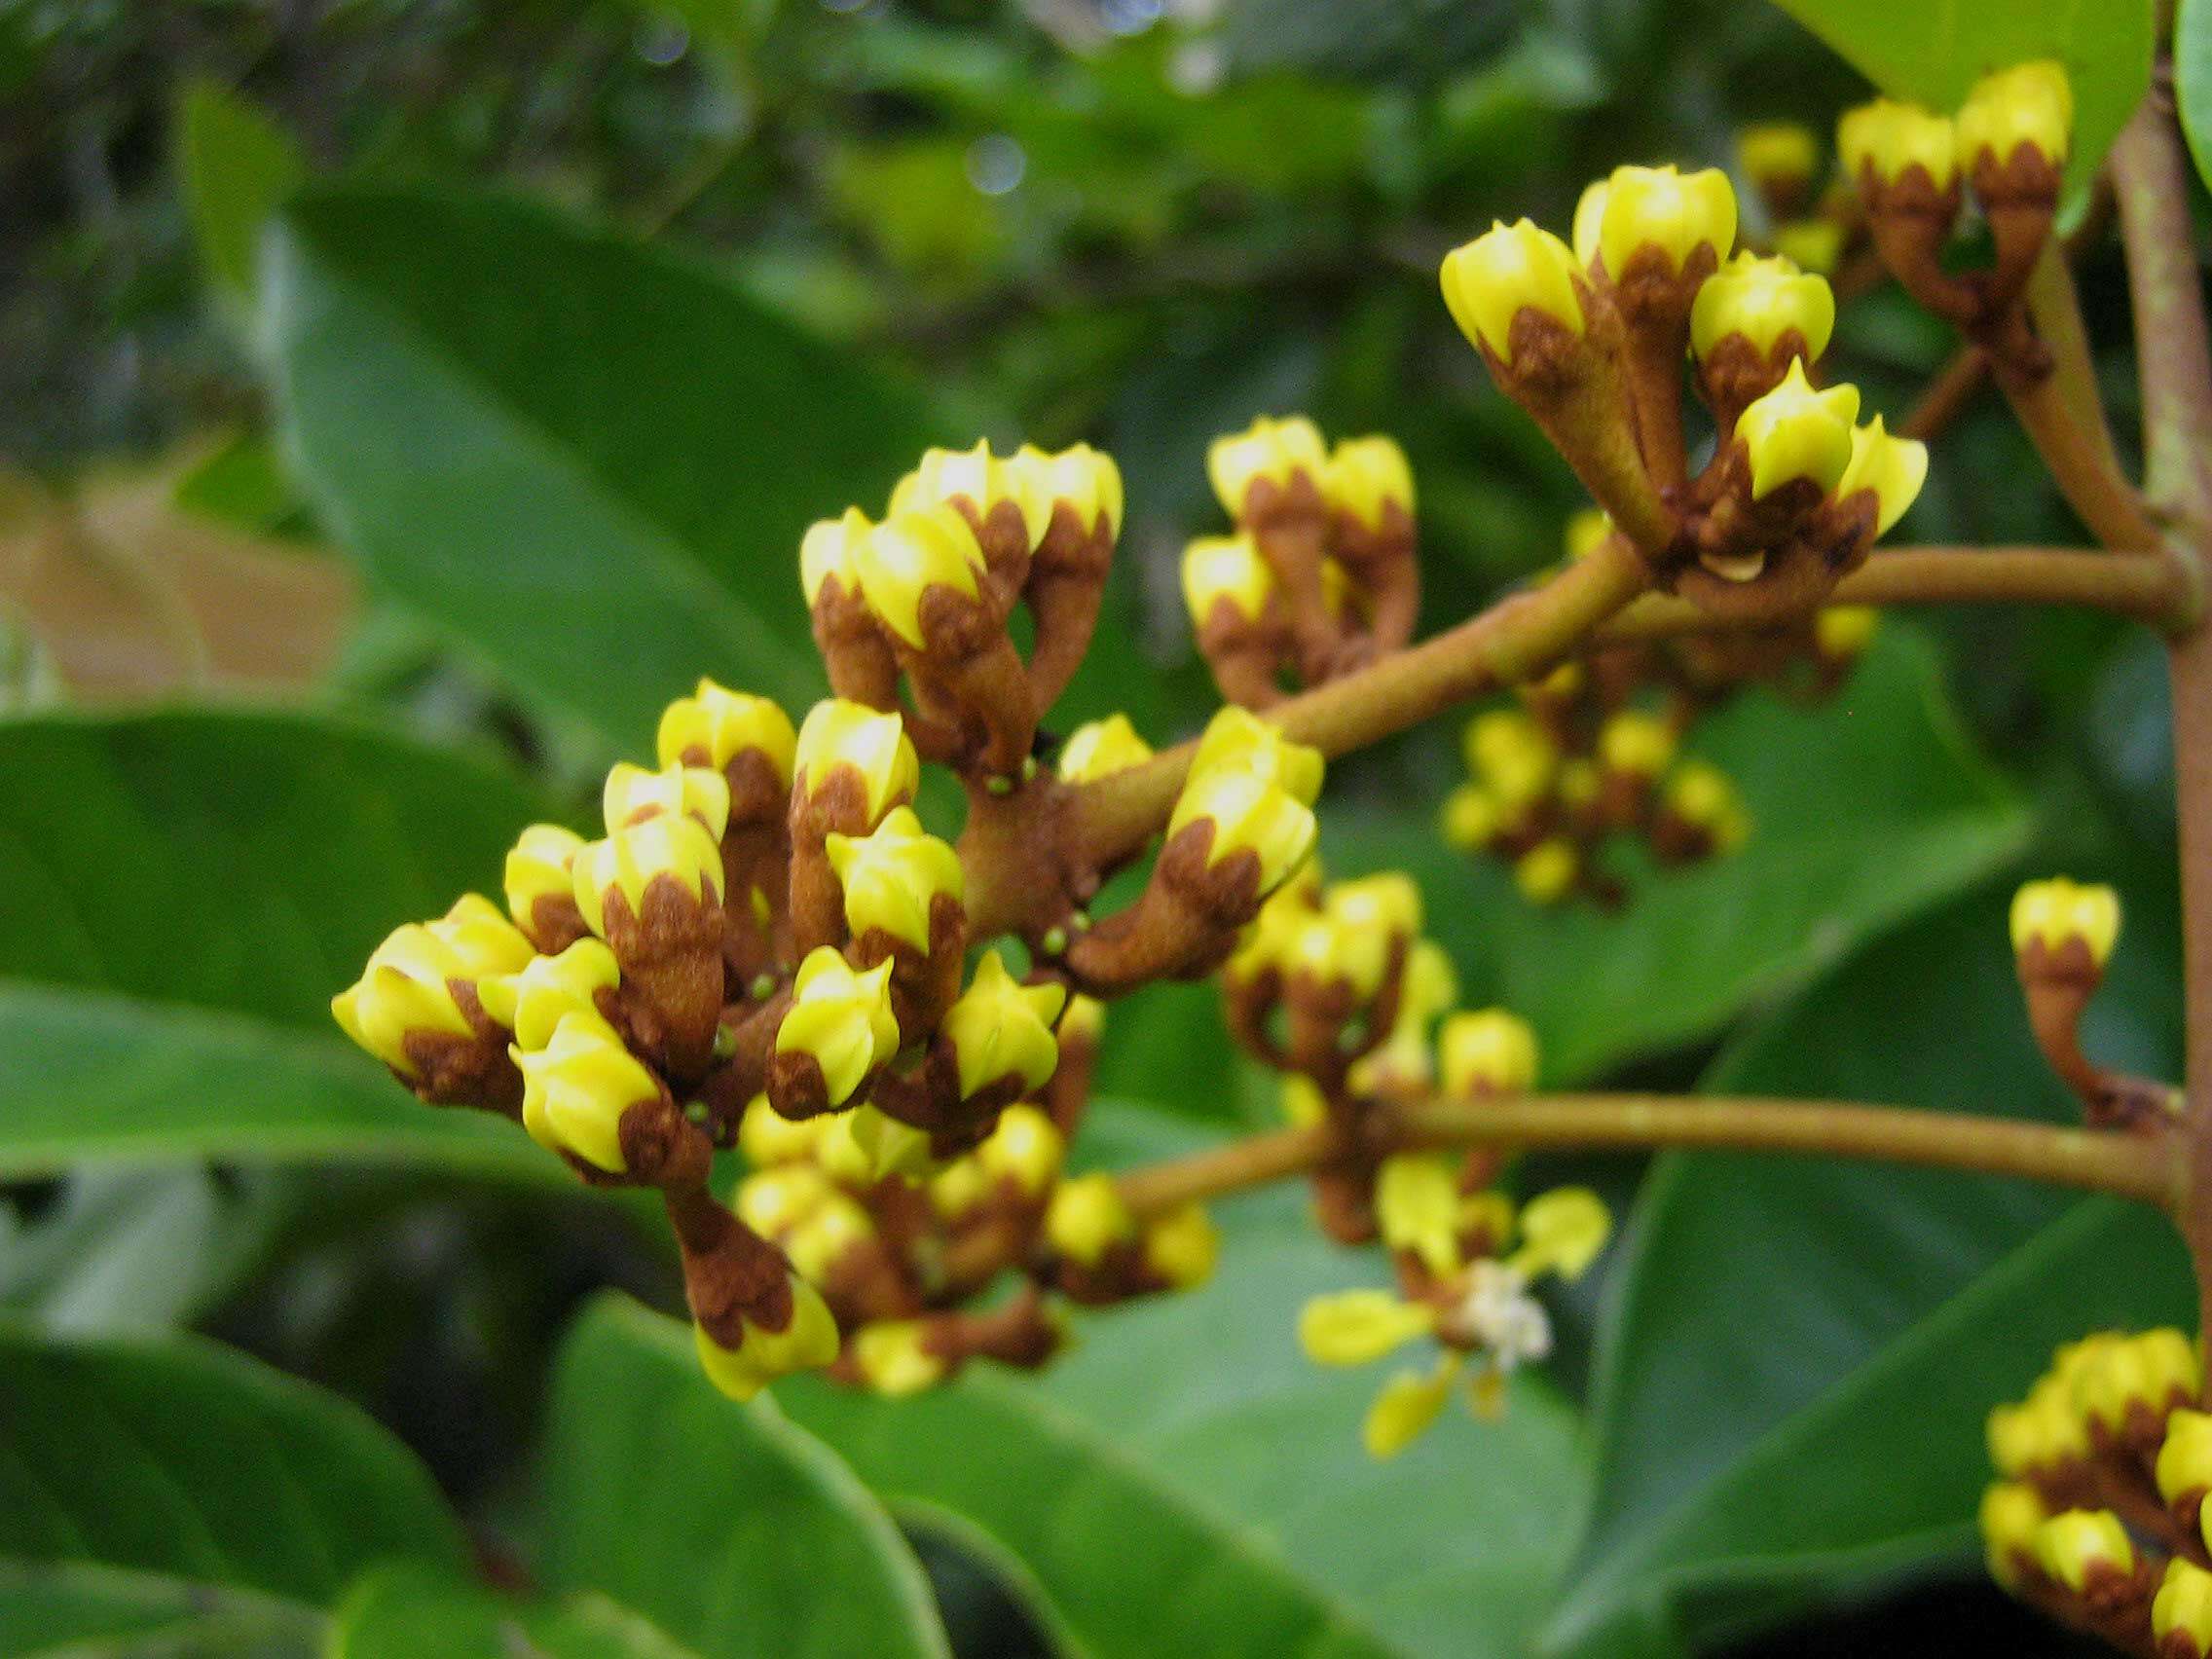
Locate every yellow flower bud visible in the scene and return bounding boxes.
[854,504,989,649]
[2009,877,2121,967]
[1834,416,1929,535]
[852,1320,947,1397]
[602,760,731,837]
[1978,1481,2048,1587]
[1570,180,1609,270]
[800,507,872,606]
[738,1094,830,1168]
[783,1189,879,1283]
[2022,1369,2093,1464]
[1167,768,1318,895]
[1564,507,1612,563]
[1362,1360,1457,1459]
[1143,1202,1220,1289]
[776,946,900,1107]
[2033,1508,2133,1594]
[513,1012,658,1173]
[1771,219,1846,276]
[735,1163,833,1242]
[1513,839,1579,905]
[815,1102,934,1187]
[824,804,963,954]
[975,1102,1065,1197]
[1665,759,1751,851]
[1190,707,1325,805]
[478,939,620,1052]
[2156,1558,2212,1656]
[1207,415,1327,517]
[1838,98,1959,190]
[1440,219,1587,365]
[944,951,1066,1099]
[1059,993,1104,1046]
[692,1274,841,1400]
[1598,710,1677,778]
[1815,606,1880,659]
[794,699,920,823]
[655,679,798,784]
[895,441,1051,551]
[929,1155,992,1220]
[1401,940,1459,1023]
[1463,709,1557,811]
[1440,783,1499,851]
[1597,165,1738,278]
[503,824,587,935]
[1046,1171,1137,1266]
[571,814,724,938]
[1510,1187,1612,1281]
[2076,1327,2199,1432]
[1956,60,2073,172]
[332,896,535,1076]
[1299,1288,1437,1367]
[1279,1074,1327,1128]
[1377,1154,1465,1278]
[1735,358,1860,500]
[1323,435,1416,531]
[1057,714,1155,784]
[1736,123,1820,194]
[2158,1409,2212,1504]
[1690,252,1836,363]
[1325,871,1423,941]
[1010,442,1124,539]
[1182,534,1275,627]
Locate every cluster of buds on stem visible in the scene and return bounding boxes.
[1734,121,1855,276]
[1981,1327,2212,1656]
[1838,61,2073,370]
[2010,877,2180,1129]
[1442,156,1927,622]
[1182,417,1420,706]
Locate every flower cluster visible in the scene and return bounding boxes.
[1441,159,1927,621]
[1182,417,1420,707]
[1980,1327,2212,1655]
[1733,120,1852,276]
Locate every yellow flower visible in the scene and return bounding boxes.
[1977,1481,2049,1587]
[1735,359,1860,500]
[656,679,798,784]
[852,1320,947,1397]
[1814,606,1879,659]
[1010,442,1124,538]
[1955,60,2073,172]
[1046,1172,1137,1266]
[1279,1074,1327,1128]
[1059,993,1105,1046]
[1323,435,1416,530]
[794,699,920,822]
[513,1012,658,1173]
[824,805,963,953]
[571,814,725,937]
[1837,98,1959,190]
[1057,714,1155,784]
[976,1102,1065,1196]
[737,1094,830,1168]
[735,1159,833,1237]
[1513,839,1579,905]
[1665,759,1751,852]
[1440,783,1499,851]
[332,896,535,1076]
[1564,508,1612,563]
[1440,219,1586,365]
[1598,710,1677,778]
[928,1155,992,1220]
[780,1187,879,1281]
[1771,218,1846,276]
[1569,180,1609,270]
[1207,415,1328,517]
[1462,709,1556,812]
[943,951,1066,1098]
[602,760,731,836]
[1182,534,1275,626]
[2032,1508,2133,1594]
[2157,1558,2212,1655]
[1834,416,1929,535]
[2074,1327,2198,1433]
[854,503,990,649]
[1509,1187,1612,1281]
[816,1104,934,1187]
[1190,707,1325,806]
[1439,1008,1539,1096]
[1362,1358,1459,1459]
[775,947,900,1107]
[1596,165,1738,277]
[1736,122,1819,193]
[1326,871,1423,940]
[893,441,1050,551]
[800,506,873,607]
[1377,1154,1464,1278]
[503,824,586,935]
[1167,768,1318,895]
[1689,252,1835,362]
[478,939,620,1052]
[1299,1288,1437,1366]
[692,1275,842,1400]
[2009,876,2121,967]
[1143,1202,1220,1289]
[2157,1409,2212,1504]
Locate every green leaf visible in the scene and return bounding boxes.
[0,1324,465,1644]
[0,709,557,1180]
[784,1104,1589,1659]
[1768,0,2153,201]
[2176,0,2212,194]
[176,82,307,304]
[540,1296,951,1659]
[265,185,938,749]
[1541,884,2193,1657]
[1328,626,2028,1082]
[331,1565,702,1659]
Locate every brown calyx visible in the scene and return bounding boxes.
[811,575,903,709]
[665,1183,798,1348]
[402,977,524,1117]
[597,873,726,1083]
[1061,820,1265,995]
[1696,330,1818,438]
[521,891,588,956]
[901,581,1036,779]
[1023,502,1114,713]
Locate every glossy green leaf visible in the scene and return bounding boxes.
[784,1103,1589,1659]
[539,1296,951,1659]
[331,1565,701,1659]
[1542,883,2192,1657]
[177,82,308,304]
[2177,0,2212,194]
[0,709,557,1179]
[266,186,937,749]
[1327,626,2028,1082]
[1770,0,2153,200]
[0,1325,465,1640]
